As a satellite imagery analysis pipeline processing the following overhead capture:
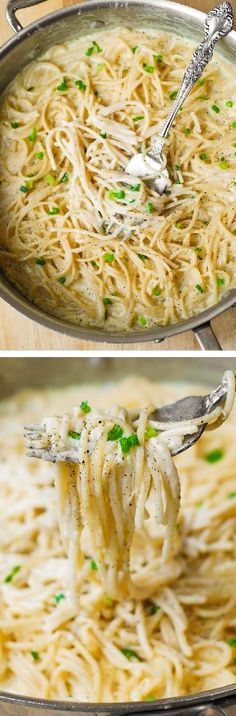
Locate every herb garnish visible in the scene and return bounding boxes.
[211,104,220,113]
[35,258,46,266]
[121,648,141,661]
[103,297,112,306]
[108,424,123,441]
[20,186,28,193]
[86,40,102,56]
[54,593,65,604]
[142,63,154,73]
[75,80,86,91]
[90,559,98,571]
[60,172,69,183]
[80,401,91,414]
[29,127,37,142]
[108,190,125,200]
[138,315,147,327]
[31,651,40,661]
[132,115,144,122]
[47,208,60,215]
[68,430,81,439]
[58,276,66,284]
[104,253,114,263]
[36,152,44,159]
[169,90,178,100]
[195,284,204,293]
[11,122,19,129]
[57,78,68,91]
[146,202,154,214]
[145,427,158,439]
[5,565,21,583]
[205,448,224,463]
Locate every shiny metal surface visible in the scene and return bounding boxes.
[1,356,236,713]
[1,0,236,347]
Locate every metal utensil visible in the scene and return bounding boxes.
[125,1,234,194]
[24,374,235,462]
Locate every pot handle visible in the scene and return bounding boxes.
[193,321,221,350]
[6,0,48,33]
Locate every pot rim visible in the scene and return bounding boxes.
[1,681,236,712]
[1,0,236,344]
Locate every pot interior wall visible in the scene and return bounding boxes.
[1,1,236,93]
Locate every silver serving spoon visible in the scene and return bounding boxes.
[24,374,235,462]
[125,1,234,195]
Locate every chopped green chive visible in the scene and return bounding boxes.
[27,86,34,92]
[54,593,65,604]
[149,602,160,614]
[90,559,98,571]
[36,151,44,159]
[233,658,236,664]
[91,260,98,268]
[107,424,123,441]
[47,208,60,215]
[194,246,202,253]
[152,288,162,297]
[58,276,66,284]
[132,115,144,122]
[68,430,81,439]
[60,172,69,183]
[138,253,148,261]
[217,277,225,286]
[108,190,125,200]
[120,434,139,454]
[20,185,28,193]
[86,41,102,56]
[80,400,91,414]
[75,80,86,91]
[142,63,154,73]
[219,159,228,169]
[211,104,220,113]
[226,100,233,108]
[145,427,158,439]
[104,594,113,605]
[101,132,107,138]
[96,63,104,72]
[31,651,40,661]
[175,164,180,171]
[228,492,236,499]
[154,54,163,64]
[28,127,37,142]
[205,448,224,463]
[5,565,21,583]
[197,95,209,101]
[45,174,56,185]
[203,220,209,225]
[228,639,236,646]
[232,121,236,128]
[121,648,141,661]
[199,152,207,161]
[145,696,155,701]
[57,78,68,91]
[175,222,184,229]
[169,90,178,100]
[104,253,114,263]
[131,45,138,53]
[185,127,191,135]
[35,258,46,266]
[146,201,154,214]
[129,183,140,191]
[198,78,206,86]
[138,315,147,327]
[195,284,204,293]
[11,121,19,129]
[103,297,112,305]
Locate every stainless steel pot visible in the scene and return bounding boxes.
[0,355,236,715]
[1,0,236,349]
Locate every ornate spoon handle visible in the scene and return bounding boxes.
[150,2,234,157]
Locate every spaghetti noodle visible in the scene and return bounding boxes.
[0,28,236,331]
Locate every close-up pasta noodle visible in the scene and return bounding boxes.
[1,373,236,702]
[0,28,236,332]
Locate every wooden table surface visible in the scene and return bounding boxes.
[1,0,236,351]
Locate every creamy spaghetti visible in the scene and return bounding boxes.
[24,369,234,606]
[1,374,236,701]
[0,28,236,331]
